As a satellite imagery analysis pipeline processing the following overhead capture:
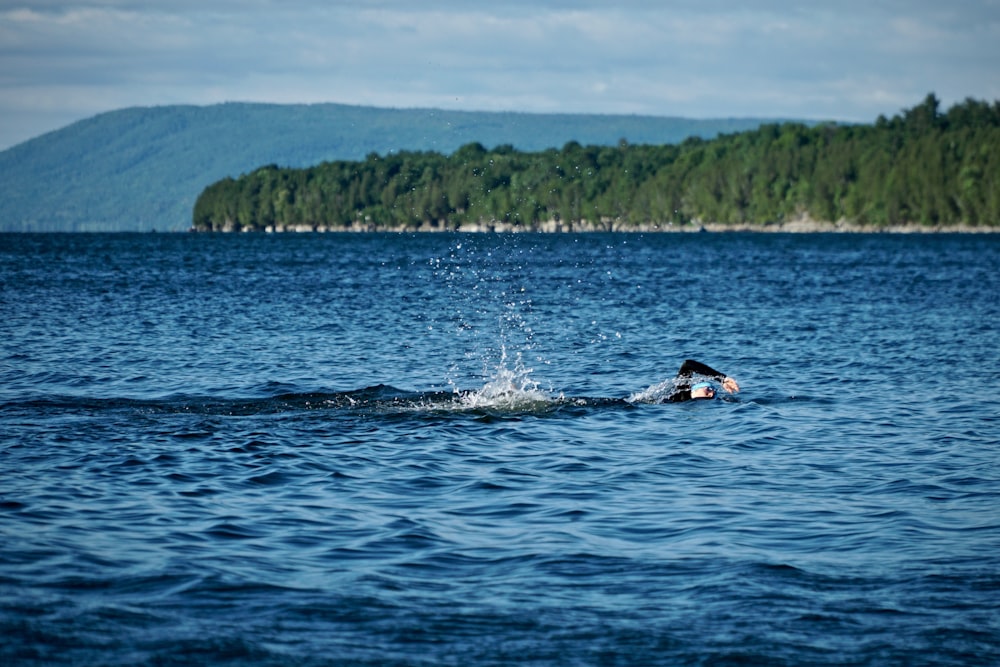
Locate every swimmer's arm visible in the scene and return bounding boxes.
[677,359,725,379]
[678,359,740,393]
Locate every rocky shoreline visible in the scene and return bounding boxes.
[205,217,998,234]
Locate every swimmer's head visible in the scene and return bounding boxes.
[690,382,715,399]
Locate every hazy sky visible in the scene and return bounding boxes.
[1,0,998,149]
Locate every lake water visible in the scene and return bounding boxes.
[2,232,999,665]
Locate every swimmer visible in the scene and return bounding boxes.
[666,359,740,402]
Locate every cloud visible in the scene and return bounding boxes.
[0,0,998,149]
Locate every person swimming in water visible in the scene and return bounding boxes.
[666,359,740,402]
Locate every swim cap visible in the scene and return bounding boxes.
[691,382,713,392]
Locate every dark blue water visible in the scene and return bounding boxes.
[2,232,999,665]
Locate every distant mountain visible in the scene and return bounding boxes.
[0,103,801,232]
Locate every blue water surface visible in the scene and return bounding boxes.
[1,232,999,665]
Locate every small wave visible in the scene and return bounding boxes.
[0,384,673,421]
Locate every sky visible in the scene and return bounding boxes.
[1,0,998,150]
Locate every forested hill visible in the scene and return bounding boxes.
[0,103,790,232]
[193,96,1000,232]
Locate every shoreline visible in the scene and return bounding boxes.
[203,218,1000,234]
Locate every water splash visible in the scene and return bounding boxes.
[626,378,679,404]
[430,236,548,398]
[458,343,553,410]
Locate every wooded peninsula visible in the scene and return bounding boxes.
[192,95,999,232]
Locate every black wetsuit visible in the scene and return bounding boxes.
[666,359,730,402]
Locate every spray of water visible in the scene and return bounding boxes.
[428,237,553,409]
[458,342,553,410]
[626,378,679,404]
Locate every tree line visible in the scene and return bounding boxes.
[192,95,1000,231]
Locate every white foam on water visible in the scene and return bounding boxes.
[458,344,553,410]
